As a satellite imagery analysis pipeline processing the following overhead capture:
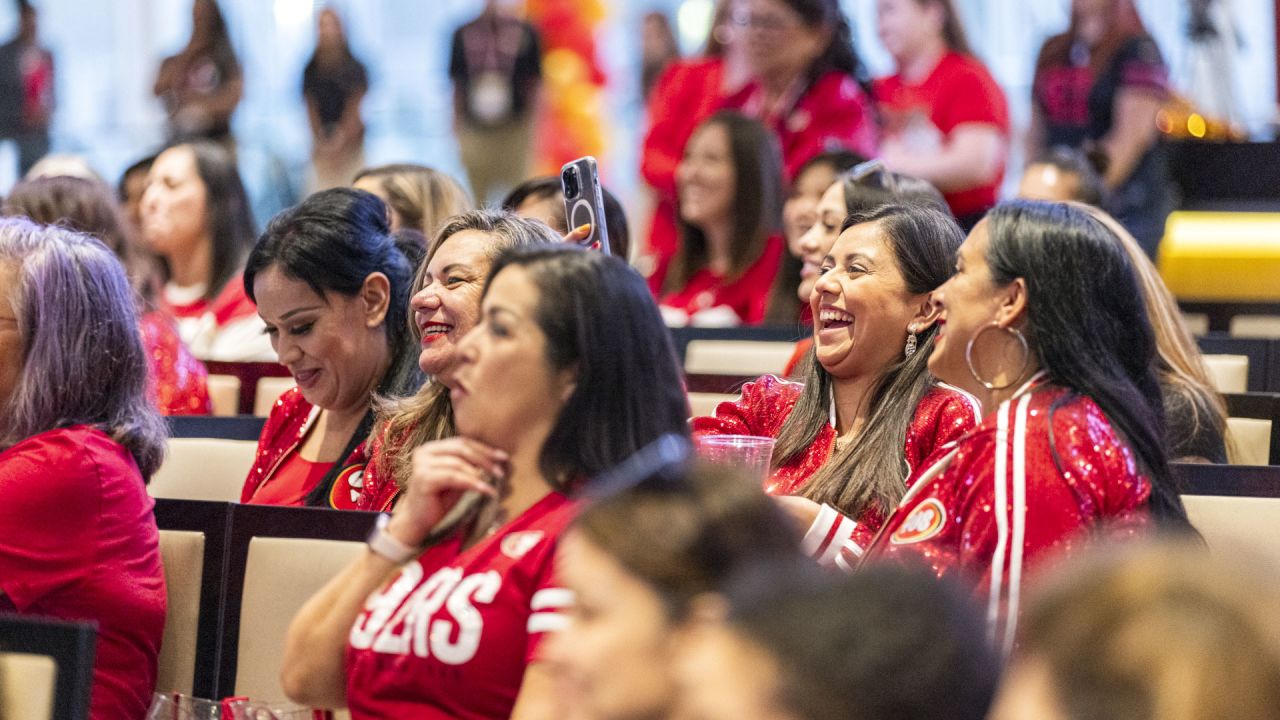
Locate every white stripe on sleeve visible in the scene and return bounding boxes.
[801,503,841,557]
[817,514,857,567]
[531,588,574,612]
[527,611,570,634]
[987,401,1012,644]
[1003,393,1032,656]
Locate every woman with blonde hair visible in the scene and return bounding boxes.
[353,210,559,511]
[990,541,1280,720]
[1082,206,1228,463]
[352,163,473,239]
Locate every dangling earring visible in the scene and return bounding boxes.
[965,322,1030,390]
[904,325,918,358]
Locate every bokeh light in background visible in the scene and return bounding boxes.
[0,0,1273,228]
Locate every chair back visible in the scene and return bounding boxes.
[0,652,56,720]
[155,530,207,695]
[684,340,794,376]
[150,438,258,502]
[1184,494,1280,563]
[253,377,297,417]
[233,537,365,703]
[207,374,243,417]
[1203,354,1249,394]
[0,615,95,720]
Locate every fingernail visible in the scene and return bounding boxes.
[574,224,591,234]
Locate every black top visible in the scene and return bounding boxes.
[448,14,542,127]
[1034,35,1174,256]
[302,52,368,134]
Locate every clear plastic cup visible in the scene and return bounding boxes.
[695,435,776,485]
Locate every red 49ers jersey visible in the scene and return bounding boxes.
[864,377,1154,654]
[345,492,577,719]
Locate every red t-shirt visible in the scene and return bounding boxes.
[345,492,578,719]
[244,450,333,506]
[874,51,1010,219]
[0,426,167,720]
[724,69,878,179]
[660,236,784,326]
[641,58,731,294]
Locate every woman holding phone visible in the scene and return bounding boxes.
[282,247,689,718]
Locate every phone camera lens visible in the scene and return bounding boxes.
[562,167,580,198]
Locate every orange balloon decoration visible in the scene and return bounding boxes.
[526,0,610,174]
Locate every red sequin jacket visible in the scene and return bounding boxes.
[240,387,370,509]
[691,375,981,567]
[864,375,1154,653]
[139,311,211,416]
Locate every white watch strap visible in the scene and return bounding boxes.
[367,513,419,564]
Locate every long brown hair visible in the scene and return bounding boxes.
[1082,206,1230,460]
[665,112,784,295]
[772,204,964,517]
[369,211,559,494]
[1,175,162,309]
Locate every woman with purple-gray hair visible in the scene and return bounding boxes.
[0,218,168,720]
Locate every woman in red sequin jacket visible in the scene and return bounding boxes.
[862,201,1193,652]
[239,189,423,507]
[694,203,979,568]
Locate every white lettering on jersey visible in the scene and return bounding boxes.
[431,570,503,665]
[371,567,462,656]
[349,561,424,649]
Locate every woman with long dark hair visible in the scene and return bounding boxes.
[724,0,877,178]
[865,200,1192,654]
[153,0,242,143]
[640,0,751,294]
[694,204,979,568]
[874,0,1009,227]
[0,220,167,720]
[140,139,265,359]
[304,8,369,192]
[661,112,785,326]
[240,188,423,507]
[1030,0,1173,256]
[782,160,949,373]
[282,247,690,718]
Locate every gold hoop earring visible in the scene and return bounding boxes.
[965,322,1030,390]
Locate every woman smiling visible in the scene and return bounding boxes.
[240,188,422,507]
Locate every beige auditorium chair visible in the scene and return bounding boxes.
[1226,417,1273,466]
[207,374,243,417]
[1184,494,1280,566]
[155,530,206,695]
[1230,315,1280,338]
[149,438,258,502]
[684,340,795,377]
[253,376,296,417]
[234,537,363,718]
[0,652,56,720]
[1202,354,1249,394]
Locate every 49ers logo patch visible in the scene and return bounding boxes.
[501,531,544,560]
[890,499,947,545]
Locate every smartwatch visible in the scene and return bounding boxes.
[366,513,420,565]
